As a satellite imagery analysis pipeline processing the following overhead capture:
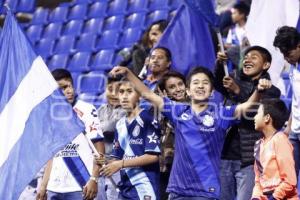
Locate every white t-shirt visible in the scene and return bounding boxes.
[290,66,300,133]
[47,100,103,193]
[226,24,246,46]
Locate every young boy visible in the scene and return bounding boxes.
[99,80,161,200]
[109,66,272,199]
[252,99,298,200]
[37,69,104,200]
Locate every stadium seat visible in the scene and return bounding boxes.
[42,23,63,39]
[31,7,49,25]
[91,50,115,71]
[68,52,91,72]
[169,0,181,10]
[145,10,169,26]
[107,0,127,16]
[96,30,119,50]
[77,92,97,104]
[102,16,124,31]
[47,54,69,70]
[94,94,107,108]
[82,18,103,34]
[75,33,97,52]
[35,38,55,58]
[119,28,142,48]
[68,4,88,20]
[124,13,146,29]
[17,0,35,13]
[71,71,80,89]
[77,71,107,94]
[48,6,69,23]
[88,1,107,18]
[26,25,43,44]
[62,20,83,36]
[148,0,169,11]
[127,0,148,13]
[53,35,76,54]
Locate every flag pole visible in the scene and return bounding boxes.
[83,134,120,192]
[215,28,229,76]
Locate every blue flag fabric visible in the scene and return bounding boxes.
[157,3,216,76]
[0,11,84,200]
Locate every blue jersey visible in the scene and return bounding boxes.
[111,110,161,200]
[162,97,237,199]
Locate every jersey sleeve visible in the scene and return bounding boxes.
[144,119,161,155]
[110,130,124,160]
[219,105,238,130]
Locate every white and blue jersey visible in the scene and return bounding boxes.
[162,97,237,199]
[111,110,161,200]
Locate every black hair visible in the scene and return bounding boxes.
[151,46,172,62]
[186,66,215,88]
[244,45,272,63]
[107,76,121,85]
[140,20,168,47]
[158,71,186,92]
[51,68,73,83]
[260,98,289,130]
[273,26,300,55]
[233,2,250,17]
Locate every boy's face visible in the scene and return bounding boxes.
[57,78,75,104]
[254,105,267,132]
[282,44,300,65]
[118,82,140,111]
[231,8,245,23]
[186,73,212,102]
[242,50,270,79]
[149,49,170,75]
[106,82,120,107]
[165,77,186,102]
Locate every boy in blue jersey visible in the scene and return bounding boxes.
[109,66,272,200]
[99,80,161,200]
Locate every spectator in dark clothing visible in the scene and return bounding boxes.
[215,46,281,200]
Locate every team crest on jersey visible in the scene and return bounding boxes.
[202,114,214,127]
[132,125,141,137]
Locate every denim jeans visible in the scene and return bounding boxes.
[220,160,255,200]
[47,191,83,200]
[289,132,300,197]
[168,193,217,200]
[96,172,120,200]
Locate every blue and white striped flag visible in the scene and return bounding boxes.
[0,11,84,200]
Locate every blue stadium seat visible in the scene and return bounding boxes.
[17,0,35,13]
[91,50,115,71]
[53,35,76,54]
[146,10,169,26]
[62,20,83,36]
[83,18,103,34]
[31,7,49,25]
[26,25,43,44]
[75,33,97,52]
[35,38,55,59]
[107,0,127,16]
[71,72,80,89]
[102,16,124,31]
[124,13,146,29]
[77,92,97,104]
[127,0,148,13]
[88,1,107,18]
[148,0,169,11]
[169,0,180,10]
[94,94,107,108]
[68,52,91,72]
[47,54,69,70]
[119,28,142,48]
[77,71,106,94]
[42,23,63,39]
[48,6,69,23]
[68,4,88,20]
[96,30,119,50]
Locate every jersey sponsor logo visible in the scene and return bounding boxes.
[55,143,79,157]
[144,195,152,200]
[147,132,158,144]
[89,121,98,133]
[132,125,141,137]
[129,138,143,145]
[202,114,214,127]
[91,109,97,117]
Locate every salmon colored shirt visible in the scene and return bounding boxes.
[252,132,298,200]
